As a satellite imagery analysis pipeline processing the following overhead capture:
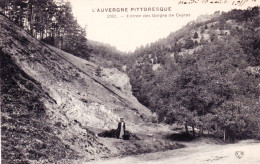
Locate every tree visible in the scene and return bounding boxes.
[184,37,195,49]
[96,66,102,77]
[193,32,199,39]
[1,0,90,59]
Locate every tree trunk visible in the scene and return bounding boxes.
[29,4,34,35]
[215,124,218,133]
[18,7,22,27]
[185,124,189,134]
[223,129,226,141]
[200,126,203,135]
[40,31,43,40]
[192,125,195,137]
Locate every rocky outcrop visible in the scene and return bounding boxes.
[100,67,133,96]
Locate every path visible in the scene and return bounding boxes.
[87,139,260,164]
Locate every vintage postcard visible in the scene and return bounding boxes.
[0,0,259,163]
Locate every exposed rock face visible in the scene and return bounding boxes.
[101,67,133,96]
[246,66,260,75]
[152,64,161,71]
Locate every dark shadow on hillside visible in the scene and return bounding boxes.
[0,50,80,163]
[98,129,140,140]
[166,132,196,141]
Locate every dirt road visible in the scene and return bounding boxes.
[87,139,260,164]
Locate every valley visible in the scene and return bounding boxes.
[1,3,259,164]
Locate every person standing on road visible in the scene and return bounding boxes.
[117,118,126,139]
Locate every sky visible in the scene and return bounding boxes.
[68,0,259,52]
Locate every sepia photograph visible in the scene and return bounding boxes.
[0,0,260,163]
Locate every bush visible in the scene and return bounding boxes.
[98,129,140,140]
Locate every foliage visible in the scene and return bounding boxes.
[0,0,90,59]
[86,40,136,72]
[126,7,260,141]
[193,32,199,39]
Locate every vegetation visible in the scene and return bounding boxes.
[65,6,259,142]
[87,40,131,71]
[126,7,260,141]
[0,0,90,59]
[1,1,259,142]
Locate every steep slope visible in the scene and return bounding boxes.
[0,13,112,163]
[0,13,181,164]
[46,44,152,121]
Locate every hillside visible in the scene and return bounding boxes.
[0,13,182,164]
[125,7,260,140]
